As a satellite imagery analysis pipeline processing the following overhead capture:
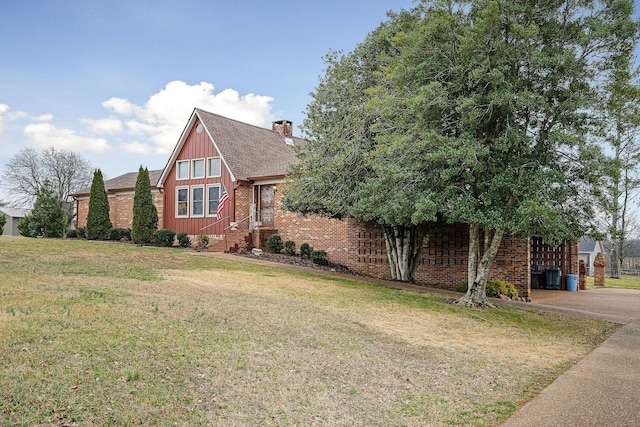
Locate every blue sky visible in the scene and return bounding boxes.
[0,0,416,203]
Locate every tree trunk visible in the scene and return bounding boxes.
[609,244,620,279]
[456,224,505,308]
[383,225,430,282]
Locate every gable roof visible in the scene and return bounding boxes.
[72,169,163,197]
[579,236,603,253]
[158,108,305,187]
[0,207,31,218]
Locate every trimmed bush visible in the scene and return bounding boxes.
[153,229,176,247]
[300,243,312,259]
[267,234,283,253]
[107,228,131,241]
[455,280,518,298]
[85,169,112,240]
[284,240,296,256]
[77,227,85,238]
[66,229,78,238]
[132,166,158,244]
[310,250,328,265]
[177,232,190,248]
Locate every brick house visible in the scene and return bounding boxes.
[74,170,164,231]
[74,107,578,299]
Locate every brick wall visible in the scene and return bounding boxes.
[75,191,164,230]
[76,197,89,228]
[274,190,352,263]
[109,193,134,228]
[234,184,253,229]
[273,204,536,297]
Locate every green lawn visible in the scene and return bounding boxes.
[0,237,619,426]
[586,275,640,290]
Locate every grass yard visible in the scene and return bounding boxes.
[586,274,640,290]
[0,237,618,426]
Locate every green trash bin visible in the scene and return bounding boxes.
[545,268,561,290]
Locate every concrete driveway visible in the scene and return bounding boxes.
[502,287,640,426]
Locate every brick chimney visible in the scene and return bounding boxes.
[272,120,293,138]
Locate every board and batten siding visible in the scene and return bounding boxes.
[163,120,235,236]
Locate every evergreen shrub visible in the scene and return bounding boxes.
[284,240,296,255]
[85,169,112,240]
[153,229,176,247]
[267,234,283,253]
[131,166,158,244]
[455,280,518,298]
[310,250,328,265]
[177,232,190,248]
[108,228,131,241]
[300,243,312,259]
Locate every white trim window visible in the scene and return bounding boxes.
[192,158,205,179]
[207,184,221,217]
[192,185,204,217]
[207,157,221,177]
[176,160,189,180]
[176,187,189,217]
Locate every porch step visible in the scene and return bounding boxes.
[208,230,253,253]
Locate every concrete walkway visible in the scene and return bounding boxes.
[207,254,640,426]
[501,288,640,426]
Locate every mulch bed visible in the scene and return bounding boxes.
[230,251,360,276]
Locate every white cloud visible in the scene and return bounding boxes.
[5,110,53,121]
[24,122,110,153]
[101,80,275,154]
[102,98,140,116]
[33,113,54,121]
[4,81,275,161]
[82,117,123,134]
[121,140,153,154]
[0,104,8,133]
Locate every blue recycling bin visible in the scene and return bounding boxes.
[566,274,578,292]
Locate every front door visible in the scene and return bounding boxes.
[256,185,275,228]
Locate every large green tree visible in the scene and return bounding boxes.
[286,0,638,305]
[131,166,158,244]
[283,11,434,282]
[368,0,637,306]
[85,169,112,240]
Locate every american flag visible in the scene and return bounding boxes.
[216,184,229,220]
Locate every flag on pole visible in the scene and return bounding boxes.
[216,184,229,220]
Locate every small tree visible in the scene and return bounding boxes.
[27,181,67,238]
[85,169,112,240]
[17,216,32,237]
[0,213,6,235]
[131,166,158,244]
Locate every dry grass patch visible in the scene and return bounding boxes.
[0,237,617,426]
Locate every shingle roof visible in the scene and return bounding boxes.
[579,236,598,253]
[72,169,163,196]
[194,108,304,181]
[0,207,31,218]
